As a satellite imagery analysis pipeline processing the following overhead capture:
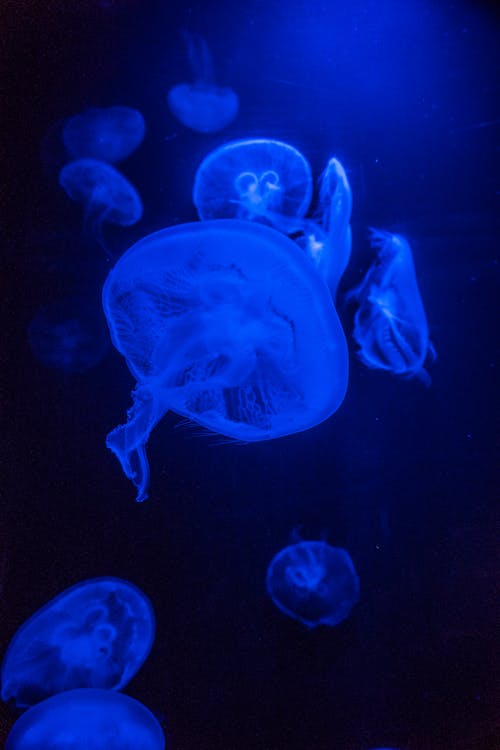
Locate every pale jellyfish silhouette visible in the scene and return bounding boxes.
[103,219,348,502]
[193,138,312,226]
[1,577,155,707]
[348,229,435,383]
[28,296,109,373]
[58,159,142,251]
[266,540,360,628]
[168,32,238,133]
[5,689,165,750]
[62,106,146,163]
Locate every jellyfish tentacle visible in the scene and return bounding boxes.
[183,31,215,87]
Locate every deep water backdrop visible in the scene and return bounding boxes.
[1,1,498,748]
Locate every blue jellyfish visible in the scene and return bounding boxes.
[266,540,360,628]
[62,106,146,164]
[5,689,165,749]
[348,229,435,383]
[58,159,142,251]
[28,296,109,373]
[192,138,312,227]
[168,32,238,133]
[103,219,348,502]
[1,577,155,707]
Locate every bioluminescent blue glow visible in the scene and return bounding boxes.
[28,296,109,373]
[349,229,435,383]
[58,159,142,250]
[1,577,155,707]
[193,138,312,225]
[168,32,238,133]
[266,540,360,628]
[103,219,348,502]
[5,689,165,750]
[62,106,146,164]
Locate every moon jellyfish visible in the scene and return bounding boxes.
[5,689,165,750]
[62,106,146,164]
[348,229,435,383]
[58,159,142,251]
[193,138,312,227]
[1,577,155,708]
[103,220,348,502]
[168,32,238,133]
[266,541,360,628]
[28,296,109,373]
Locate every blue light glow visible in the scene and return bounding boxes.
[62,106,146,164]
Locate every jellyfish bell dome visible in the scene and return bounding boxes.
[1,577,155,708]
[168,82,238,134]
[5,689,165,750]
[103,219,348,502]
[193,138,313,225]
[62,106,146,164]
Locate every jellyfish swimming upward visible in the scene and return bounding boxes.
[168,32,238,133]
[103,219,348,502]
[348,229,435,383]
[62,106,146,164]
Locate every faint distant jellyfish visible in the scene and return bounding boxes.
[193,138,312,228]
[348,229,435,383]
[62,106,146,163]
[102,219,348,502]
[168,32,238,133]
[266,541,360,628]
[28,296,109,373]
[58,158,142,251]
[1,577,155,708]
[5,689,165,750]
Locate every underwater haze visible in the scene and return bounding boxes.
[1,0,498,749]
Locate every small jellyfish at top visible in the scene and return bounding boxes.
[1,577,155,708]
[192,138,313,227]
[28,296,110,374]
[348,229,435,383]
[62,106,146,164]
[266,540,360,629]
[5,689,165,750]
[168,31,238,133]
[59,158,142,253]
[102,219,348,502]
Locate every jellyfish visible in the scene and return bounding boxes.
[5,689,165,749]
[58,159,142,251]
[28,296,110,373]
[102,219,348,502]
[192,138,312,228]
[1,577,155,708]
[266,540,360,628]
[348,229,435,383]
[62,106,146,164]
[167,32,238,133]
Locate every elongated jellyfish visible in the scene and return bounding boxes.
[266,540,360,628]
[28,296,109,373]
[5,689,165,750]
[62,106,146,163]
[58,159,142,251]
[1,577,155,707]
[348,229,435,383]
[103,219,348,502]
[168,32,238,133]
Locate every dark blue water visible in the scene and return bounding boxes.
[2,1,498,748]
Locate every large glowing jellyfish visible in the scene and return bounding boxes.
[348,229,435,383]
[1,577,155,708]
[266,540,360,628]
[168,32,238,133]
[5,689,165,750]
[62,106,146,164]
[103,220,348,502]
[28,296,109,373]
[58,159,142,251]
[193,138,312,226]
